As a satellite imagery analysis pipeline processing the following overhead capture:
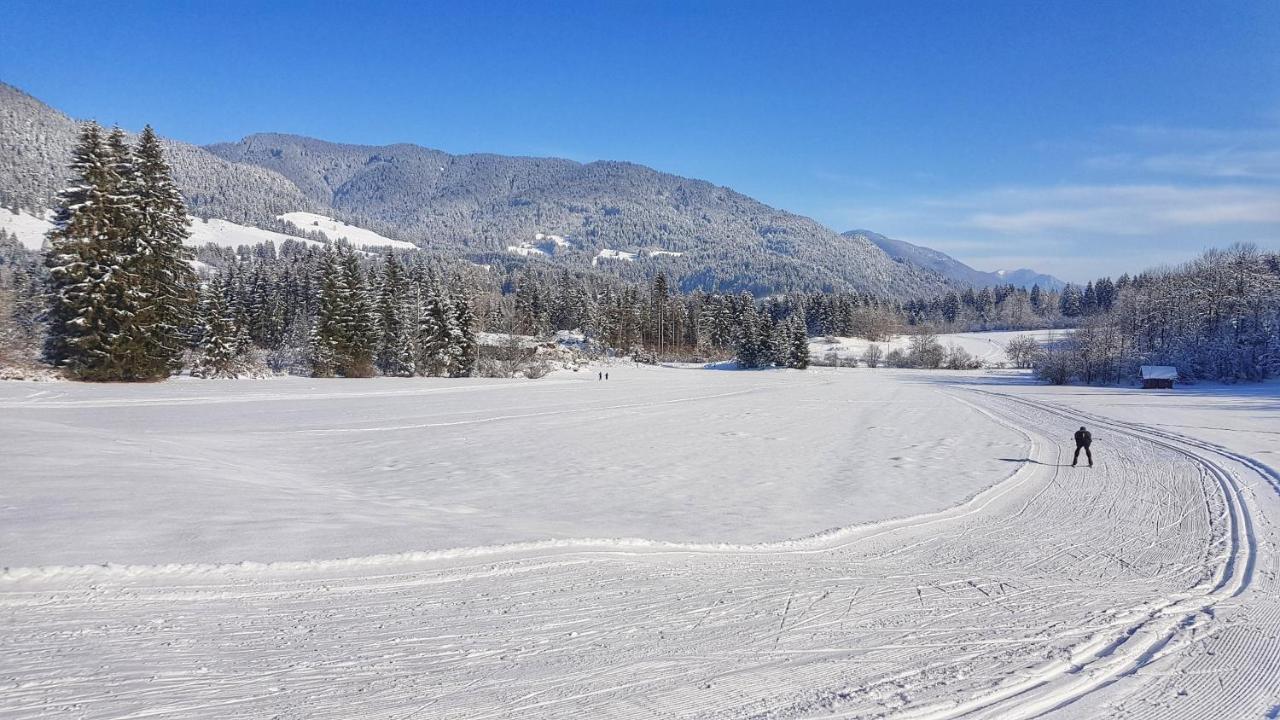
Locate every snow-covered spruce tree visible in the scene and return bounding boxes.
[787,320,810,369]
[732,307,766,368]
[449,282,479,377]
[193,276,246,378]
[307,246,377,378]
[43,123,140,380]
[374,250,414,377]
[340,249,377,377]
[309,247,347,377]
[129,126,198,375]
[416,283,464,376]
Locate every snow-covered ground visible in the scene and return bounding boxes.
[2,207,415,252]
[0,367,1026,567]
[813,329,1066,366]
[277,211,417,250]
[2,367,1277,718]
[509,233,575,258]
[186,216,322,248]
[4,207,321,251]
[0,208,53,250]
[594,247,639,263]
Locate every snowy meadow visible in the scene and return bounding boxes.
[3,362,1279,719]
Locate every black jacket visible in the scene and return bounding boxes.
[1074,429,1092,447]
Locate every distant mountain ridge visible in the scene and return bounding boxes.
[205,133,950,296]
[846,229,1065,290]
[0,80,949,297]
[0,83,319,227]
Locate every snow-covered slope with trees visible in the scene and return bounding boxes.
[3,206,329,250]
[278,211,417,250]
[851,228,1067,290]
[0,208,51,250]
[203,136,951,297]
[3,81,951,297]
[0,82,319,224]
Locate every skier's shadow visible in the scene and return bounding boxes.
[998,457,1072,468]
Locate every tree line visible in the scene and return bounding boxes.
[1035,245,1280,384]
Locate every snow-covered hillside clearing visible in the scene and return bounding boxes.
[2,207,414,252]
[508,232,574,257]
[0,208,53,250]
[1,367,1277,718]
[186,216,321,248]
[277,211,417,250]
[594,247,638,263]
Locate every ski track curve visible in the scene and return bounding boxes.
[2,382,1277,719]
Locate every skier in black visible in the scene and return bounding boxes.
[1072,426,1093,467]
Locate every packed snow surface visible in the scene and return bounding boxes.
[813,329,1065,366]
[0,367,1025,567]
[2,367,1278,719]
[278,211,417,250]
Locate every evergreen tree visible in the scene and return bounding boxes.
[788,319,810,369]
[129,126,198,375]
[733,307,766,368]
[1059,284,1083,318]
[43,123,138,380]
[340,250,377,377]
[309,247,347,377]
[450,283,479,377]
[417,284,464,376]
[193,277,245,378]
[374,251,414,376]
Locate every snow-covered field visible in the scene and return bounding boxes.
[1,207,415,252]
[0,208,54,250]
[812,329,1067,366]
[278,211,417,250]
[2,366,1278,718]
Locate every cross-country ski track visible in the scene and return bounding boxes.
[2,370,1278,719]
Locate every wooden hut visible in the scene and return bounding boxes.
[1140,365,1177,389]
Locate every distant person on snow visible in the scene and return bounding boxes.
[598,371,603,381]
[605,372,609,380]
[1073,426,1093,467]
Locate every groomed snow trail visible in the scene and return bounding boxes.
[2,373,1277,718]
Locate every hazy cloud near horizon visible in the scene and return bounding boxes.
[818,124,1280,283]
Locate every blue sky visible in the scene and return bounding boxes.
[4,0,1278,281]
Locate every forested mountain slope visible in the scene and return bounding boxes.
[207,134,949,296]
[849,229,1065,290]
[1,81,949,297]
[0,83,319,225]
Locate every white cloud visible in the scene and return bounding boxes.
[962,185,1280,235]
[816,122,1280,281]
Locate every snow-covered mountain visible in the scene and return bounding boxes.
[0,83,318,226]
[204,133,950,297]
[0,80,949,297]
[847,229,1066,290]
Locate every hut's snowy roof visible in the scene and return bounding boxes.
[1140,365,1178,380]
